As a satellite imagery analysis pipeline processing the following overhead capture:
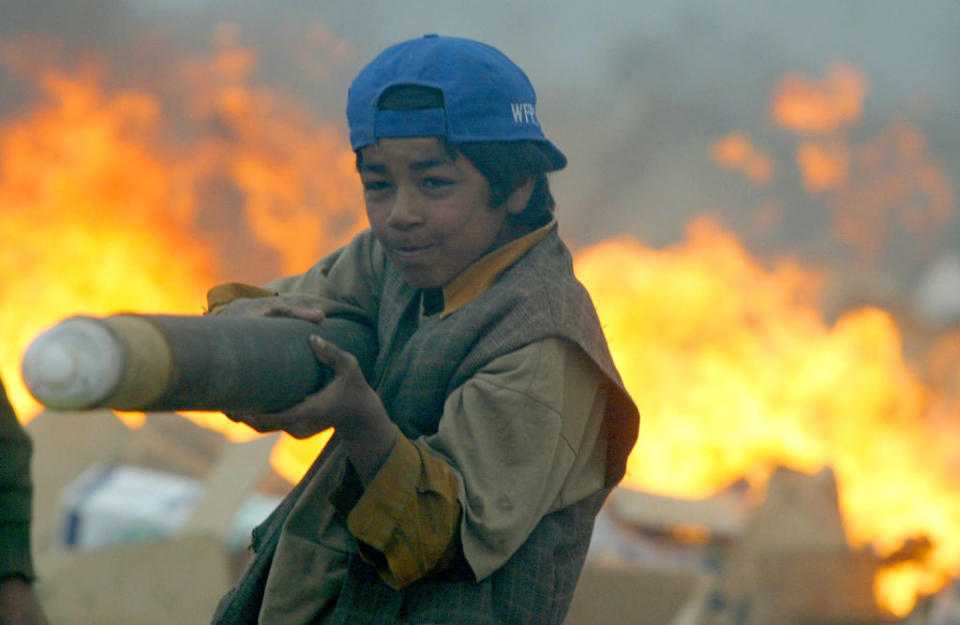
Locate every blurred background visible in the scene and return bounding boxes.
[1,1,959,623]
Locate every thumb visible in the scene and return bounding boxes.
[309,335,355,375]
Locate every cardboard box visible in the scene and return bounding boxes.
[37,534,233,625]
[58,463,281,551]
[565,561,714,625]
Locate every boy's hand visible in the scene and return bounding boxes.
[0,577,49,625]
[227,335,397,483]
[219,294,326,425]
[230,335,382,439]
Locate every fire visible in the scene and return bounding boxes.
[831,121,955,264]
[0,34,364,479]
[693,61,957,614]
[765,63,955,263]
[3,33,958,617]
[177,24,364,276]
[0,65,216,425]
[795,139,849,193]
[770,62,868,135]
[573,219,960,615]
[710,133,774,186]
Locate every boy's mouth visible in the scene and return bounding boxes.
[392,242,435,257]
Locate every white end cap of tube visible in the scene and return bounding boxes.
[21,317,124,410]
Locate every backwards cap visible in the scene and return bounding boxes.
[347,34,566,171]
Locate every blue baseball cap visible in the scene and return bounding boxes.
[347,34,566,171]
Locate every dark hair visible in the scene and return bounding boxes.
[355,85,557,229]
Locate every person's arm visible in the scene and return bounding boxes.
[328,434,463,588]
[206,228,386,323]
[265,228,386,322]
[333,338,608,588]
[0,379,49,625]
[0,577,48,625]
[205,229,389,445]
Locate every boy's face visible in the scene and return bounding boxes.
[359,137,514,288]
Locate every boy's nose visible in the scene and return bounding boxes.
[386,188,423,229]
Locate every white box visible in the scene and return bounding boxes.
[59,464,281,551]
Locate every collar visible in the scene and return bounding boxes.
[426,219,556,318]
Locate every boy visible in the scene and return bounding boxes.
[210,35,638,624]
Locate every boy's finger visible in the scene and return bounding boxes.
[292,307,326,323]
[265,303,325,323]
[309,335,354,374]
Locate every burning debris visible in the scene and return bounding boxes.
[574,224,960,617]
[569,466,960,624]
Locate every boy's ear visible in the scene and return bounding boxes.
[504,178,535,215]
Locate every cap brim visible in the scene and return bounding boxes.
[541,140,567,171]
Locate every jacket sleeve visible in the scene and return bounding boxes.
[424,338,608,581]
[0,378,36,580]
[267,228,387,324]
[329,434,462,589]
[205,229,387,325]
[334,338,607,586]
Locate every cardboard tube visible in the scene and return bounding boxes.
[22,314,377,412]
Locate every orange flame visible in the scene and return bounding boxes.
[770,62,868,134]
[0,35,363,481]
[831,121,955,263]
[178,25,365,276]
[710,132,773,185]
[0,64,215,423]
[711,60,959,614]
[3,37,959,617]
[763,63,955,264]
[574,219,960,615]
[796,139,849,193]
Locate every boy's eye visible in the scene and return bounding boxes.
[363,180,391,192]
[421,177,453,189]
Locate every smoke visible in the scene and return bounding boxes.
[2,0,959,302]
